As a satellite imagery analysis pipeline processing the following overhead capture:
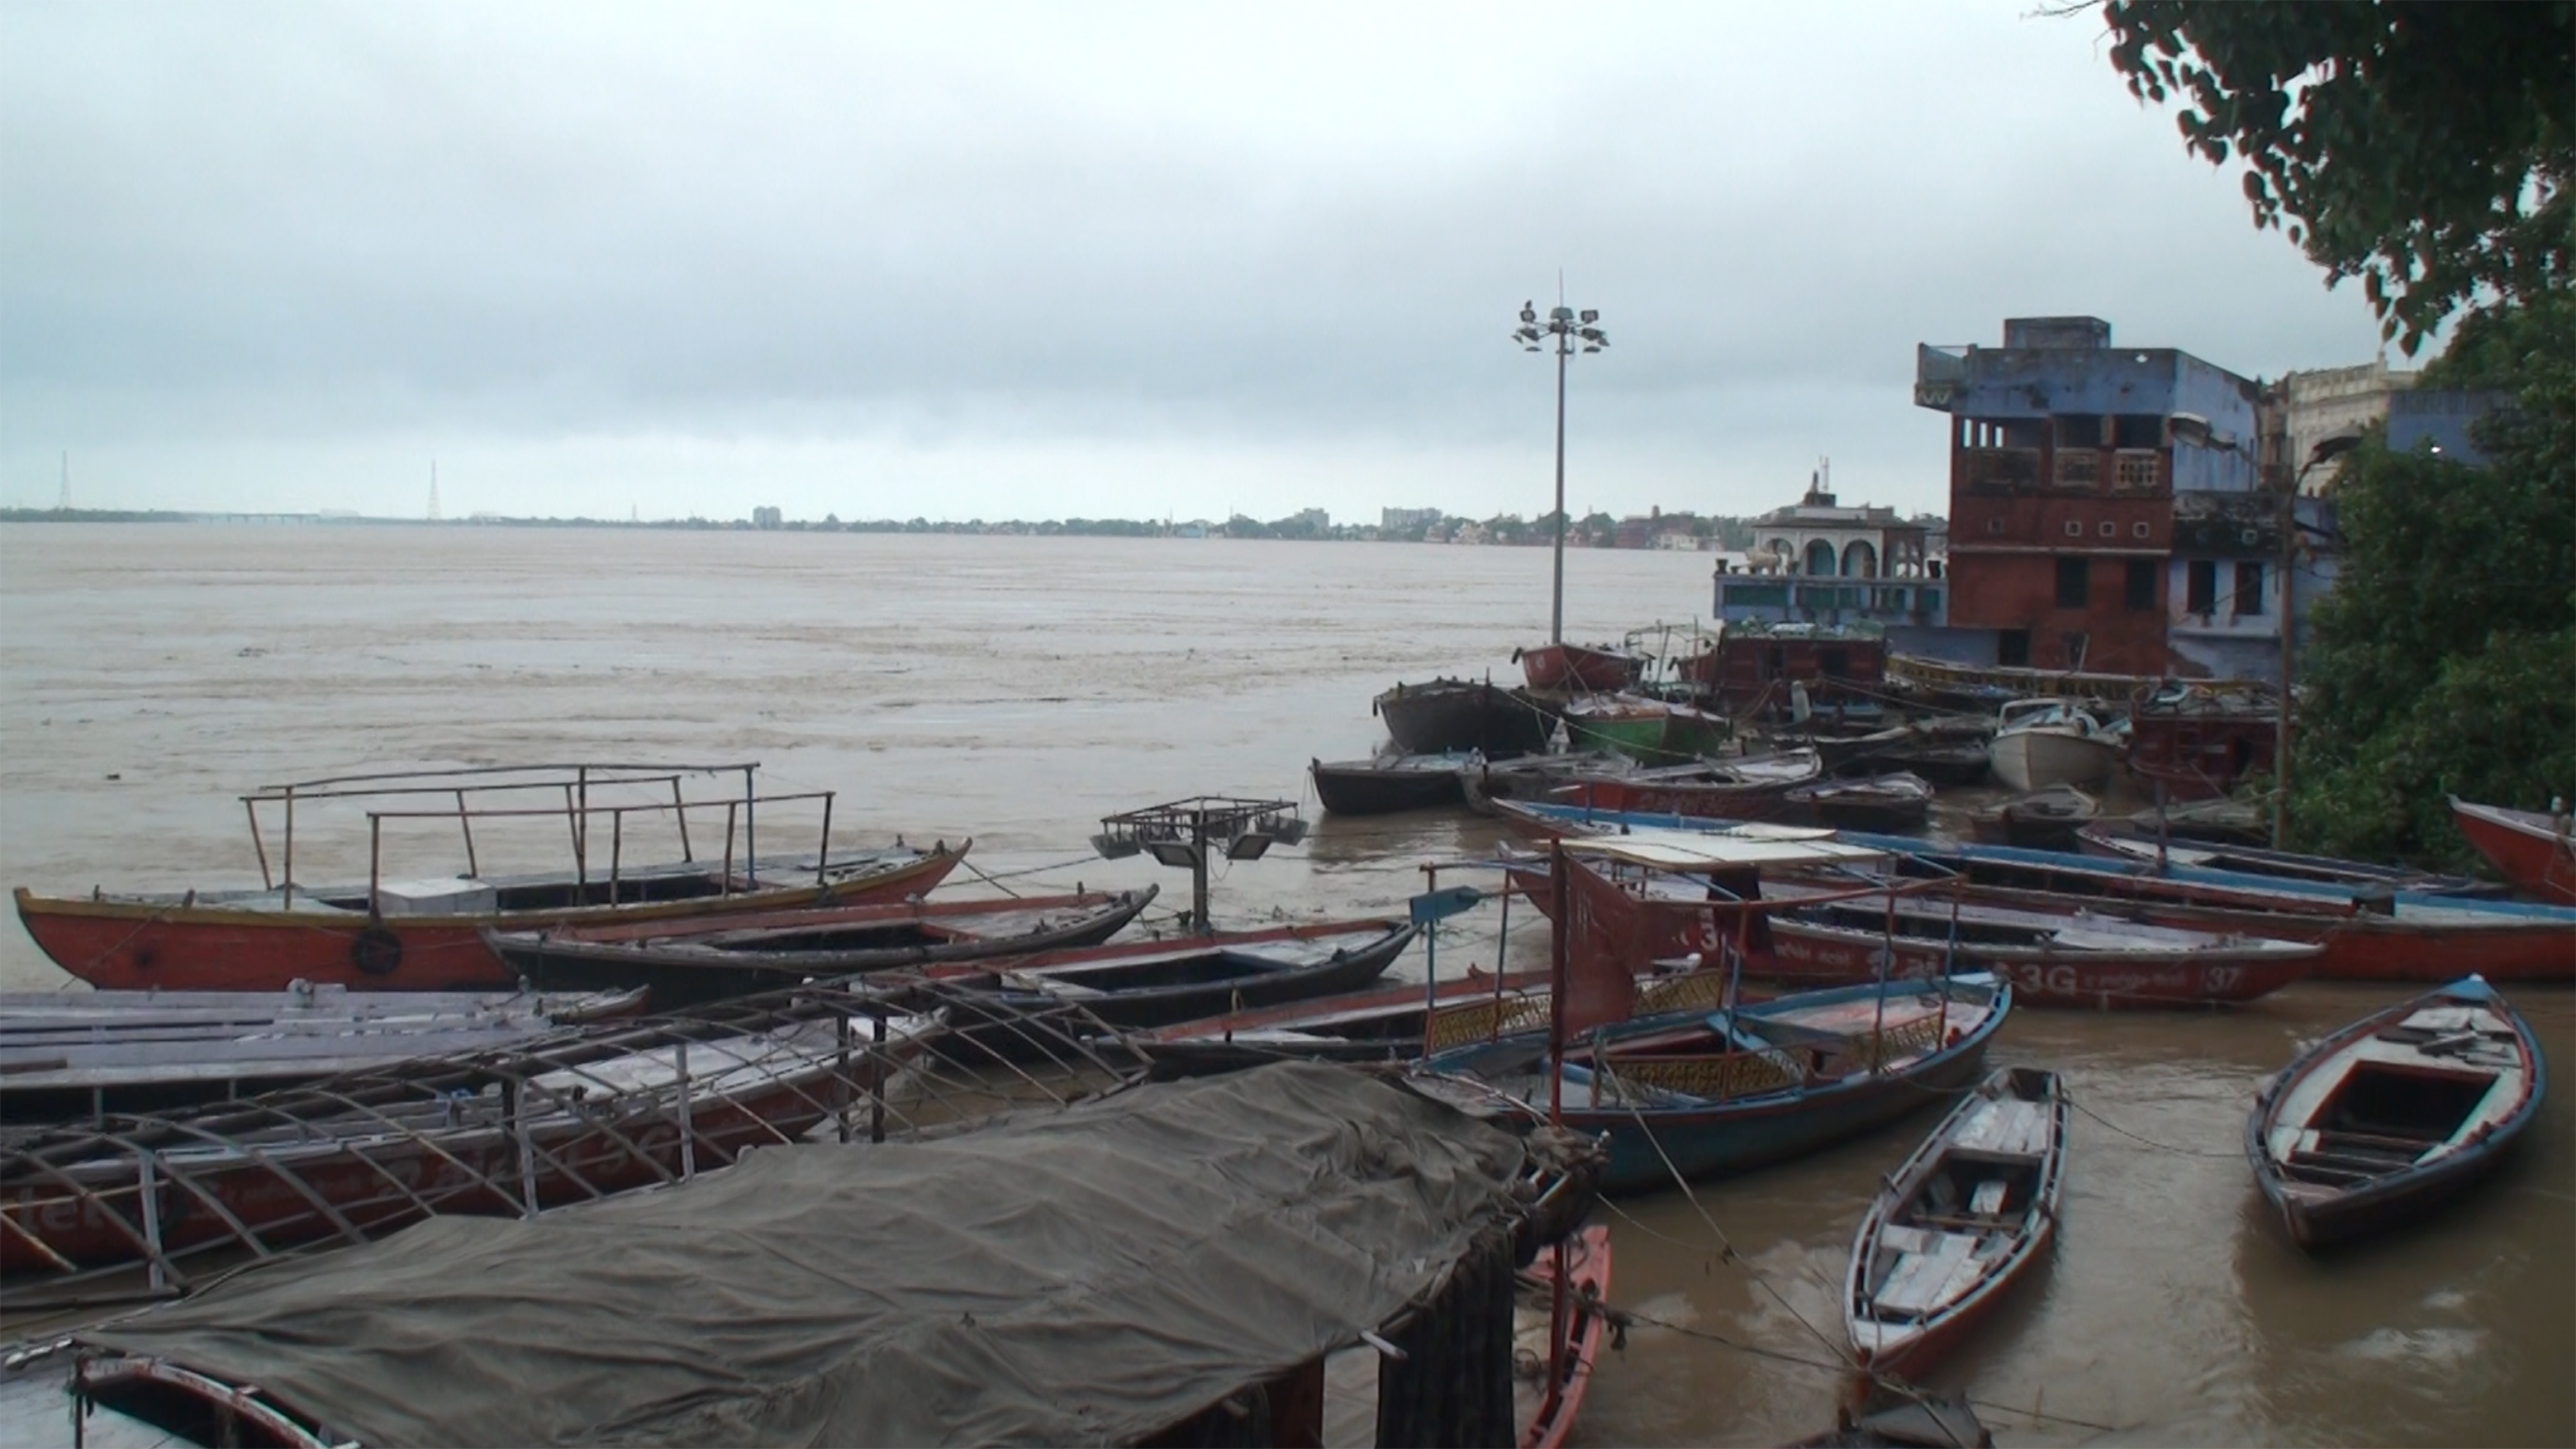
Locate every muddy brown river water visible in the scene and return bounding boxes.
[2,524,2569,1445]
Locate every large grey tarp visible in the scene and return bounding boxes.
[82,1061,1529,1447]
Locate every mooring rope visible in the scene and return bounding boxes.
[2063,1090,2242,1158]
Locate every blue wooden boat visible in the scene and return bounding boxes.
[2247,975,2545,1250]
[1422,973,2010,1192]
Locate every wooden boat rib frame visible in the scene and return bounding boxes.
[2,980,1148,1308]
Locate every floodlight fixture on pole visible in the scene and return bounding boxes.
[1513,299,1608,644]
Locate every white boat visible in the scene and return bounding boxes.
[1987,700,2122,792]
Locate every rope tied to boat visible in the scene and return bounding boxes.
[2062,1090,2241,1158]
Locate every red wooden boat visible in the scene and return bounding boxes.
[2451,796,2576,905]
[13,763,965,992]
[1519,1224,1614,1449]
[1504,850,2317,1008]
[1492,801,2576,985]
[1929,878,2576,986]
[1515,641,1639,694]
[17,845,962,994]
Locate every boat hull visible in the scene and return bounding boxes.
[2248,977,2545,1250]
[1761,918,2311,1008]
[2450,797,2576,904]
[1518,644,1637,694]
[1846,1068,2065,1380]
[1581,1027,1994,1191]
[13,849,965,993]
[1375,680,1552,758]
[1989,729,2119,793]
[1501,802,2576,986]
[941,923,1419,1060]
[1310,758,1471,816]
[1519,1225,1613,1449]
[484,888,1156,1008]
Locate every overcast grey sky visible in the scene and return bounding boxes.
[2,2,2391,523]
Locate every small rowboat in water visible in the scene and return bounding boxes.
[1846,1066,2065,1378]
[1789,772,1934,833]
[480,887,1159,1007]
[1310,753,1477,815]
[2249,975,2545,1250]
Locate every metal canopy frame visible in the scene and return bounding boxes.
[1091,796,1306,932]
[2,980,1150,1311]
[234,762,846,910]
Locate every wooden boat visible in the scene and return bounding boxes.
[1678,625,1888,717]
[1134,971,1554,1069]
[2119,796,2269,848]
[1969,785,2099,851]
[1556,748,1823,820]
[1554,693,1680,761]
[2249,976,2545,1249]
[1846,1066,2065,1378]
[1421,974,2011,1192]
[1802,724,1918,776]
[1493,802,2576,985]
[1987,701,2121,793]
[2079,820,2503,897]
[1310,752,1476,815]
[1761,886,2317,1008]
[14,762,964,993]
[1374,677,1554,758]
[2124,682,2279,801]
[1517,1225,1614,1449]
[1887,653,2233,714]
[64,1061,1608,1449]
[1461,750,1652,812]
[0,983,646,1125]
[1515,641,1641,694]
[1505,846,2317,1009]
[1789,772,1934,833]
[1788,1393,1995,1447]
[943,919,1419,1049]
[2,1004,941,1274]
[2450,796,2576,904]
[1874,731,1994,788]
[481,888,1159,1008]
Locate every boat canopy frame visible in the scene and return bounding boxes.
[236,762,844,911]
[1,978,1151,1310]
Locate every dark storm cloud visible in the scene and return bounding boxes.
[1,2,2385,515]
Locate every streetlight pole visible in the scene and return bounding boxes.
[2274,434,2358,848]
[1516,301,1607,644]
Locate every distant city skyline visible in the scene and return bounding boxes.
[4,4,2392,522]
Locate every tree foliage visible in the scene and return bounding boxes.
[2098,0,2574,350]
[2288,296,2576,867]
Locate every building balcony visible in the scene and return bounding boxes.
[1957,447,2041,492]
